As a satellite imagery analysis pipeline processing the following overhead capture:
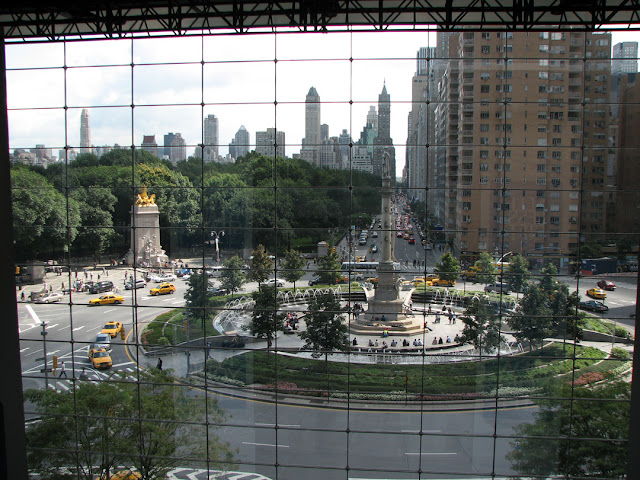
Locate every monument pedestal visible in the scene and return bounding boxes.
[125,191,169,267]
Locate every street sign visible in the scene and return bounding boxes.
[40,368,52,373]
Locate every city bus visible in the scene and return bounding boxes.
[340,261,379,280]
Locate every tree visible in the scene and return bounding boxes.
[316,247,343,285]
[249,285,284,347]
[219,255,246,294]
[459,299,505,356]
[24,370,235,480]
[475,252,498,285]
[504,254,530,294]
[11,167,81,259]
[184,272,211,323]
[246,244,272,286]
[507,382,630,478]
[509,284,554,350]
[281,249,305,289]
[299,293,349,358]
[434,252,460,283]
[538,262,559,295]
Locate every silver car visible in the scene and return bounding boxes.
[35,292,64,303]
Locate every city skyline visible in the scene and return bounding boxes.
[6,30,639,176]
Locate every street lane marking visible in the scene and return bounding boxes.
[255,423,300,428]
[20,347,29,353]
[405,452,457,456]
[47,323,59,329]
[112,361,135,368]
[25,304,41,325]
[103,308,117,313]
[242,442,289,448]
[73,326,86,332]
[24,350,40,357]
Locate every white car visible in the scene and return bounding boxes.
[94,333,111,350]
[265,278,285,287]
[152,273,177,283]
[35,292,64,304]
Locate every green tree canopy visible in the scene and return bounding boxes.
[507,382,630,478]
[281,249,306,289]
[538,262,559,295]
[475,252,498,284]
[24,370,235,480]
[509,283,554,349]
[504,254,530,293]
[219,255,246,294]
[460,298,505,355]
[434,252,460,283]
[184,272,212,323]
[299,293,349,358]
[247,244,273,285]
[249,285,284,346]
[317,247,342,285]
[11,167,81,259]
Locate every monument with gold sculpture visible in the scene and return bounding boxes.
[125,187,169,267]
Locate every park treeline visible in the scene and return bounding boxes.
[11,150,382,260]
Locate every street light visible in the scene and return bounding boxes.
[210,231,224,263]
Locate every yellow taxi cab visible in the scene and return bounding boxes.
[100,321,123,338]
[88,347,112,369]
[432,277,456,287]
[89,294,125,306]
[150,282,176,296]
[366,277,379,284]
[586,287,607,299]
[411,277,433,287]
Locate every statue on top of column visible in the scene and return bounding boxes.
[135,186,156,207]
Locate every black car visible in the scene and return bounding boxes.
[579,300,609,313]
[89,281,114,294]
[211,288,230,296]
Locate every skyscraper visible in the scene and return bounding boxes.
[366,106,378,134]
[234,125,250,159]
[141,135,158,157]
[203,114,219,162]
[301,86,321,164]
[80,109,91,153]
[613,42,639,76]
[372,83,395,177]
[256,128,285,158]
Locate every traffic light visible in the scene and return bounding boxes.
[52,355,58,370]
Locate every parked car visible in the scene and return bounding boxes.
[586,287,607,299]
[265,278,285,287]
[579,300,609,313]
[597,280,616,291]
[150,282,176,295]
[89,281,114,294]
[125,279,147,290]
[484,283,511,294]
[35,292,63,304]
[308,275,322,286]
[100,321,123,338]
[88,347,112,369]
[89,294,124,306]
[210,287,231,296]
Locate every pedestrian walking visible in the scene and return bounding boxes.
[59,362,67,378]
[157,358,163,370]
[206,342,212,359]
[21,291,25,302]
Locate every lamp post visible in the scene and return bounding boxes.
[210,230,224,263]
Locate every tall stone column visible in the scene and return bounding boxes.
[125,188,168,267]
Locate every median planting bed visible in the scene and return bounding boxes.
[204,343,624,398]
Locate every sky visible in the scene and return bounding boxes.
[5,28,639,176]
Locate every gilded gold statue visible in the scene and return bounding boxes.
[135,186,156,206]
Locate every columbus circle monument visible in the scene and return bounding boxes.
[125,187,169,267]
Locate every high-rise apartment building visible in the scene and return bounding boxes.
[256,128,285,158]
[203,114,219,162]
[80,109,91,153]
[163,132,176,159]
[372,83,396,177]
[234,125,250,159]
[613,42,638,76]
[300,86,321,165]
[168,132,187,163]
[366,105,378,134]
[432,31,611,265]
[141,135,158,157]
